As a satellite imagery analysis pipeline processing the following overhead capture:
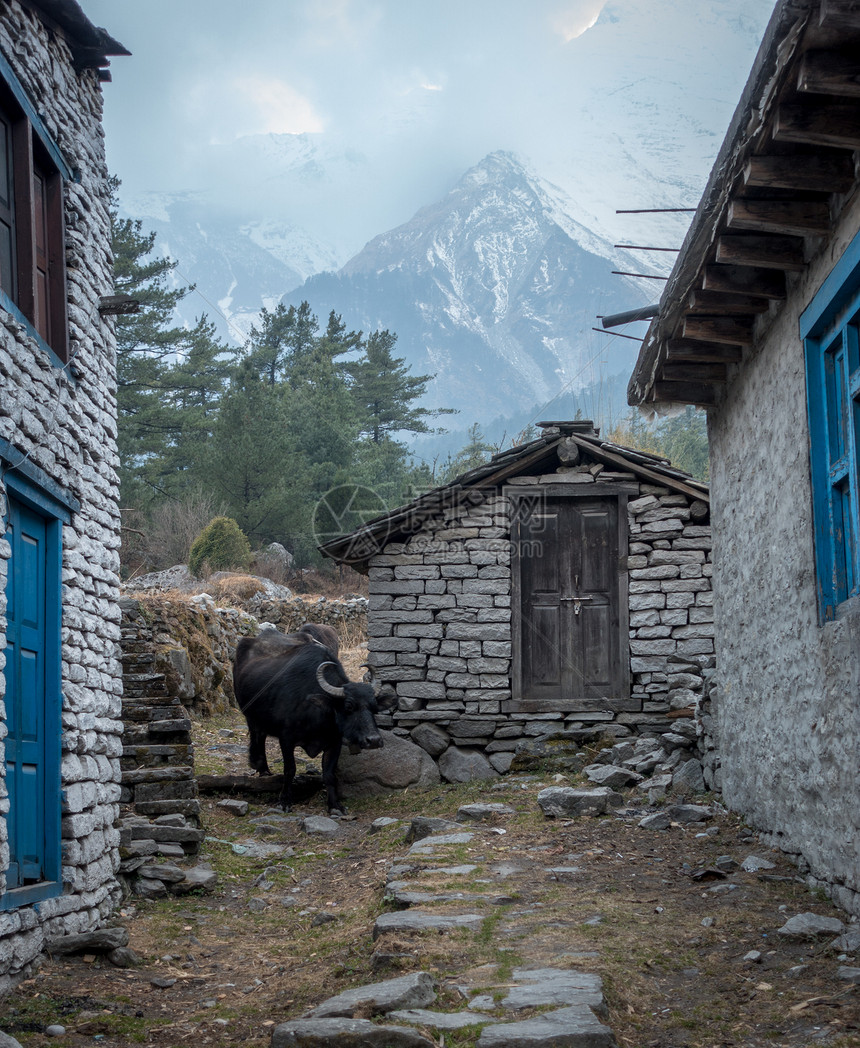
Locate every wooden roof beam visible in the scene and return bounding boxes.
[819,0,860,32]
[727,197,831,237]
[683,315,756,345]
[687,289,770,314]
[716,233,806,271]
[798,50,860,98]
[666,338,743,363]
[661,362,727,383]
[651,381,716,408]
[774,100,860,150]
[743,153,856,194]
[703,263,787,299]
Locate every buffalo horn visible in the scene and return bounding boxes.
[360,662,382,697]
[316,662,346,698]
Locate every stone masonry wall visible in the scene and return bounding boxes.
[366,454,713,777]
[708,188,860,916]
[0,3,123,988]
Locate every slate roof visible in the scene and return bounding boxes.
[320,421,709,571]
[24,0,129,79]
[628,0,860,410]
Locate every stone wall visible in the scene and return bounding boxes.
[0,2,123,988]
[366,455,713,777]
[119,592,368,716]
[707,189,860,917]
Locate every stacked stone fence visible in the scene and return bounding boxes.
[116,592,370,884]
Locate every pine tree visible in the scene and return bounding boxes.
[201,364,308,544]
[346,329,453,443]
[111,180,230,504]
[439,423,496,481]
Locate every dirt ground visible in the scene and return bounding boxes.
[1,710,858,1048]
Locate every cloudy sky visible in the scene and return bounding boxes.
[81,0,777,253]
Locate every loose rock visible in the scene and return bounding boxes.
[777,913,844,938]
[477,1005,616,1048]
[311,972,436,1018]
[456,803,515,822]
[217,799,249,816]
[373,911,484,940]
[302,816,341,837]
[537,787,624,818]
[272,1018,435,1047]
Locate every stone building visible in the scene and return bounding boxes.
[0,1,127,987]
[627,0,860,914]
[321,421,713,776]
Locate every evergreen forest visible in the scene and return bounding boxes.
[113,192,708,578]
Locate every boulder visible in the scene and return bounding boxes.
[44,926,129,955]
[339,731,440,796]
[410,723,450,758]
[438,746,497,783]
[537,787,624,818]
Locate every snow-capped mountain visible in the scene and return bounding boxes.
[122,190,342,343]
[283,152,648,420]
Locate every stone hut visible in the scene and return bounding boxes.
[320,421,713,775]
[0,2,127,988]
[627,0,860,914]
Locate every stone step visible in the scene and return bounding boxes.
[373,911,485,940]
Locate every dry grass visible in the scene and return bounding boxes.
[209,575,267,602]
[5,711,858,1048]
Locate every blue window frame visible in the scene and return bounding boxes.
[800,230,860,622]
[1,469,65,909]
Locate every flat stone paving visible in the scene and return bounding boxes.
[273,826,621,1048]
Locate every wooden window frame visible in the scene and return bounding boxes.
[0,55,69,364]
[800,229,860,623]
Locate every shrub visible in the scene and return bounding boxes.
[188,516,252,578]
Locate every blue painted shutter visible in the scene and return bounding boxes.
[5,498,48,887]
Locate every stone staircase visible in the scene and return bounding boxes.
[117,601,205,886]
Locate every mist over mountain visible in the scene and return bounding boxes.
[283,152,645,421]
[112,0,775,438]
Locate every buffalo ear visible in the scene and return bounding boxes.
[376,684,398,711]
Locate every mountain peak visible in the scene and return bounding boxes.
[288,151,644,422]
[458,150,528,188]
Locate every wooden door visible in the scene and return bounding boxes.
[5,497,50,888]
[512,492,632,712]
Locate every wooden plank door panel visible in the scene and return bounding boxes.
[513,492,632,713]
[5,500,48,887]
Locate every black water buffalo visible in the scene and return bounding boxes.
[297,621,340,654]
[233,635,393,813]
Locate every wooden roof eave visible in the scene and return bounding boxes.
[20,0,129,76]
[567,433,710,503]
[318,438,564,568]
[320,432,709,570]
[627,0,811,410]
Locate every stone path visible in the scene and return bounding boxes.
[271,803,620,1047]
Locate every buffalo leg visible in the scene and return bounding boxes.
[321,741,345,814]
[248,727,272,776]
[278,737,297,811]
